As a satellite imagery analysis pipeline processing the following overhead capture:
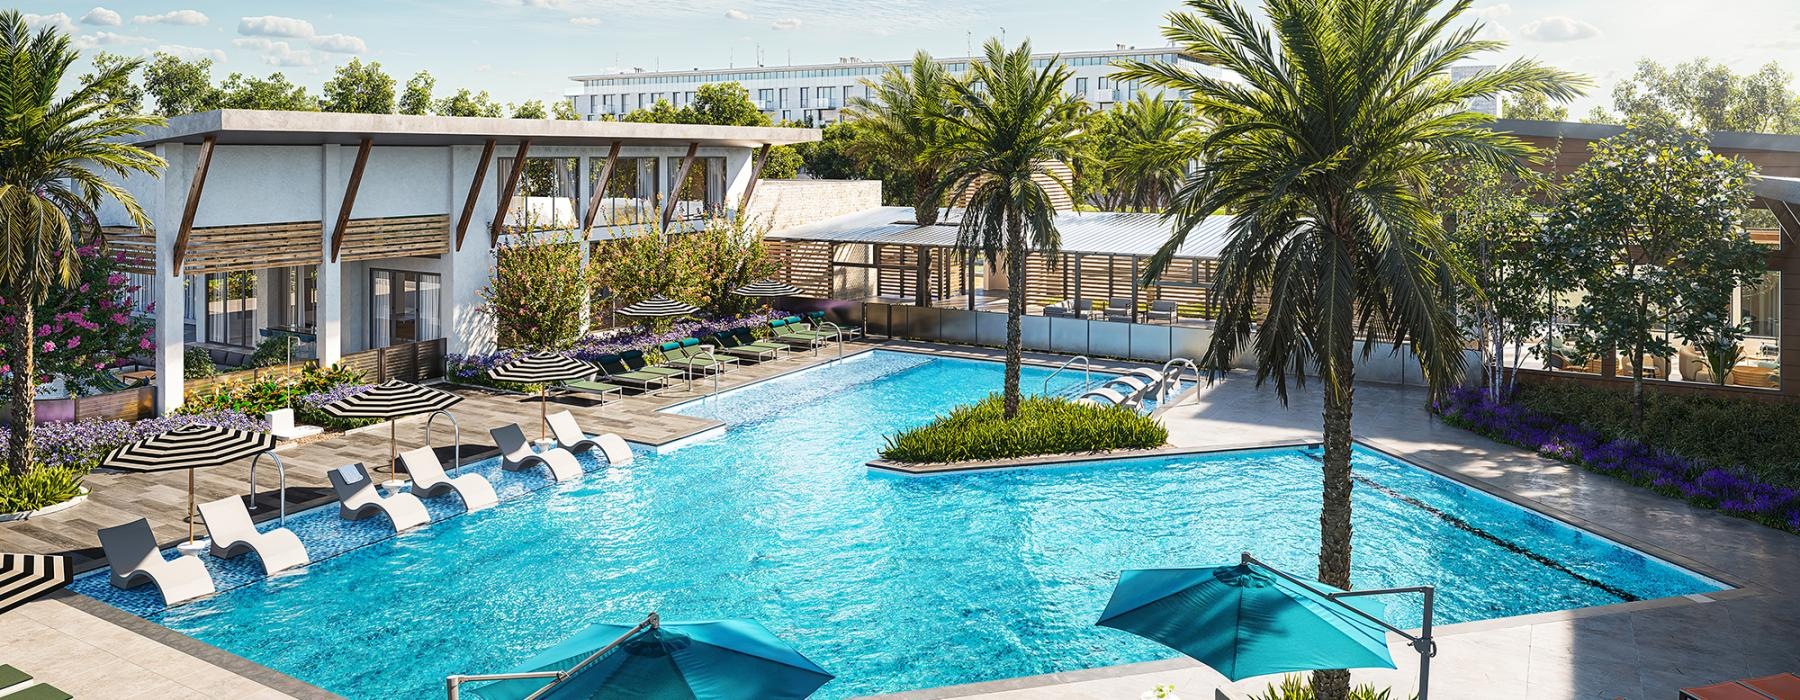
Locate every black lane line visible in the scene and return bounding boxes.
[1300,450,1641,602]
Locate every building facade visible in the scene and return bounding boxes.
[567,47,1231,124]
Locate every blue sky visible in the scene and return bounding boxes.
[24,1,1800,114]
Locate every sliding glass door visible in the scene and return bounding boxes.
[204,271,257,348]
[370,269,441,348]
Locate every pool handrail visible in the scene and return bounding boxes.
[1042,355,1092,396]
[424,410,462,472]
[245,450,288,525]
[816,321,846,360]
[1160,357,1200,404]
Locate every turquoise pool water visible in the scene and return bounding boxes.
[77,350,1722,699]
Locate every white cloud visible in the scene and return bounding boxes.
[725,9,750,21]
[520,0,567,7]
[1520,16,1602,42]
[23,12,75,32]
[770,17,802,30]
[1470,3,1511,21]
[155,44,225,62]
[76,31,153,48]
[309,33,366,54]
[134,10,208,26]
[569,16,601,26]
[233,37,318,66]
[81,7,122,26]
[238,15,315,38]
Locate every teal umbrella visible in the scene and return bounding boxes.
[1096,554,1436,694]
[456,613,833,700]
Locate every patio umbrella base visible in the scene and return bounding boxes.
[175,539,210,557]
[380,479,410,491]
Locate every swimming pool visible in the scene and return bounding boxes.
[76,350,1724,698]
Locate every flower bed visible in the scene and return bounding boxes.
[448,311,788,390]
[0,409,267,512]
[179,364,377,430]
[1435,386,1800,533]
[879,394,1168,464]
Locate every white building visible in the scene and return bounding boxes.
[1450,64,1501,116]
[567,47,1231,124]
[98,110,820,414]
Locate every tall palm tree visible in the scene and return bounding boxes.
[1096,93,1202,212]
[0,11,164,475]
[934,39,1087,418]
[1117,1,1582,696]
[843,51,959,226]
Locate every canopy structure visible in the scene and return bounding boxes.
[0,553,73,615]
[102,424,278,545]
[321,380,463,483]
[617,294,699,318]
[489,352,598,440]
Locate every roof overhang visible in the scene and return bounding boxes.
[126,109,821,149]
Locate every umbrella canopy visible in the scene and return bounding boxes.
[319,380,462,420]
[733,280,802,297]
[617,294,698,318]
[1096,562,1395,681]
[102,424,277,544]
[472,616,833,700]
[489,352,595,385]
[0,553,72,615]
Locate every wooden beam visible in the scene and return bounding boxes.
[660,142,700,231]
[328,138,374,262]
[581,141,622,234]
[171,135,217,276]
[490,139,533,245]
[454,139,496,251]
[737,144,772,212]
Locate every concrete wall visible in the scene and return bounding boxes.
[192,146,325,227]
[745,179,883,233]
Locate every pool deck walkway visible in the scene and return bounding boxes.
[2,339,1797,699]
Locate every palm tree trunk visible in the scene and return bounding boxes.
[6,293,36,476]
[913,171,939,226]
[1313,331,1356,700]
[1003,207,1024,419]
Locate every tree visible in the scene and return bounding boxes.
[552,99,580,120]
[481,228,599,350]
[1431,160,1554,400]
[843,51,960,225]
[142,51,219,116]
[1545,122,1762,422]
[321,58,395,114]
[934,39,1086,419]
[796,122,879,180]
[685,215,778,318]
[622,99,681,124]
[1116,2,1583,696]
[436,88,503,118]
[1502,91,1568,121]
[687,82,768,126]
[1091,93,1200,211]
[218,72,319,111]
[510,100,547,119]
[78,51,143,117]
[1605,58,1800,134]
[398,70,435,115]
[0,244,157,395]
[0,11,164,475]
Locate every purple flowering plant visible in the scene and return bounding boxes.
[0,410,268,472]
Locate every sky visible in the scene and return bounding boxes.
[23,0,1800,114]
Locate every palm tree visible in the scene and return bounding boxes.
[1095,93,1202,212]
[1117,1,1582,696]
[843,51,959,226]
[934,39,1088,418]
[0,11,164,475]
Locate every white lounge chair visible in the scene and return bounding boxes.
[97,518,215,605]
[399,447,498,512]
[491,423,584,482]
[266,408,322,441]
[547,411,634,466]
[196,497,309,575]
[1078,387,1136,408]
[327,463,430,532]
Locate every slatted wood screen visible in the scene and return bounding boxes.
[101,226,156,274]
[875,244,917,299]
[184,221,323,274]
[339,215,451,262]
[767,239,833,297]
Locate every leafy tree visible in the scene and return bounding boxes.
[0,11,164,475]
[510,100,547,119]
[1604,58,1800,134]
[686,82,768,126]
[796,121,878,180]
[1545,122,1763,422]
[552,99,580,120]
[843,51,960,225]
[481,227,599,350]
[398,70,435,115]
[436,88,503,118]
[1502,91,1568,121]
[622,99,681,124]
[321,58,395,114]
[1431,160,1554,399]
[684,215,778,318]
[934,39,1086,419]
[0,244,157,394]
[1117,3,1582,696]
[1091,93,1200,211]
[142,51,219,116]
[78,51,143,117]
[218,72,319,111]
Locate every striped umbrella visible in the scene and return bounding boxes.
[733,280,802,297]
[0,553,72,615]
[489,352,597,441]
[321,380,463,482]
[617,294,698,318]
[103,424,277,545]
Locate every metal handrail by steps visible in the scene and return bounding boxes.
[1043,355,1093,396]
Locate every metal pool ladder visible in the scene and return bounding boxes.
[1043,355,1092,396]
[1159,357,1200,405]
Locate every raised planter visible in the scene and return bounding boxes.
[0,488,89,522]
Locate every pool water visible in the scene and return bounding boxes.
[76,350,1722,699]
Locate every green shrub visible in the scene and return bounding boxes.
[249,336,298,367]
[1248,675,1413,700]
[178,364,376,430]
[1513,383,1800,488]
[879,394,1167,464]
[0,466,86,513]
[183,347,218,379]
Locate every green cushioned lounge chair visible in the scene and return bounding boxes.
[8,684,72,700]
[594,354,672,391]
[709,332,780,362]
[805,310,863,339]
[620,350,686,379]
[660,338,736,374]
[732,327,791,356]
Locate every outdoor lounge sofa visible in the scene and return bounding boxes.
[327,463,430,532]
[196,496,309,575]
[399,447,498,512]
[547,411,635,466]
[97,518,216,605]
[490,423,584,482]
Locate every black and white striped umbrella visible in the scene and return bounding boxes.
[617,294,698,318]
[102,424,276,544]
[488,352,595,384]
[0,553,72,615]
[733,280,802,297]
[319,380,462,420]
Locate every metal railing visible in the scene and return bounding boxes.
[424,410,462,472]
[1160,357,1200,405]
[1043,355,1093,395]
[816,322,847,360]
[246,451,289,525]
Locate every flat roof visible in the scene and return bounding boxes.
[1491,118,1800,154]
[769,206,1234,259]
[127,109,821,148]
[571,47,1198,82]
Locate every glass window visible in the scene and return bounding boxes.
[589,156,659,225]
[1075,77,1089,96]
[203,270,256,348]
[498,156,580,231]
[370,270,441,347]
[268,265,317,332]
[667,155,727,221]
[1741,271,1780,338]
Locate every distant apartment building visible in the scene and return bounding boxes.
[567,46,1232,124]
[1450,64,1501,116]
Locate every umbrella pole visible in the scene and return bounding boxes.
[187,469,196,544]
[390,421,399,480]
[540,388,549,442]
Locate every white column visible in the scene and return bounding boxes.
[446,144,497,355]
[316,144,344,366]
[152,144,186,414]
[723,146,754,217]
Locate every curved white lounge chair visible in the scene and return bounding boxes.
[491,423,585,482]
[1078,387,1136,408]
[399,447,498,512]
[547,411,634,466]
[196,497,308,574]
[327,463,430,532]
[98,518,215,605]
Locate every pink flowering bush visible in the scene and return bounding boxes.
[0,245,155,395]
